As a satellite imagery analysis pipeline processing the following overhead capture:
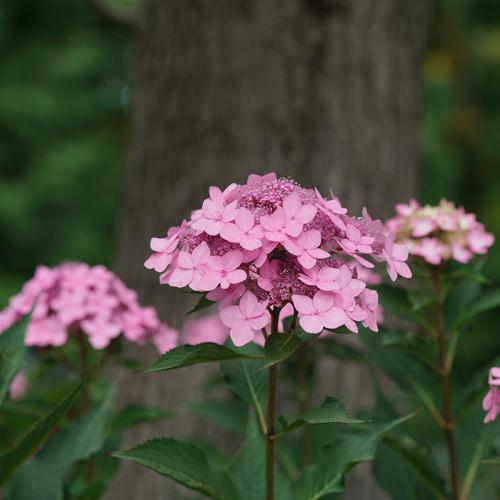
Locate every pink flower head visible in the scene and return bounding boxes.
[146,173,413,343]
[153,325,180,354]
[220,208,264,250]
[283,230,330,269]
[483,367,500,423]
[292,291,347,334]
[181,313,229,345]
[387,199,494,266]
[383,236,412,282]
[220,291,269,346]
[0,262,177,353]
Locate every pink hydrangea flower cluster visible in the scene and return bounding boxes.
[483,367,500,423]
[386,199,495,266]
[145,173,411,346]
[0,262,178,353]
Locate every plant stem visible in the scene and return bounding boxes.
[266,363,277,500]
[266,308,280,500]
[297,344,312,465]
[431,267,459,500]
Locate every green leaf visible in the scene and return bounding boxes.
[187,294,215,315]
[146,343,260,373]
[454,287,500,330]
[262,331,302,369]
[5,386,115,500]
[113,438,239,500]
[0,315,29,405]
[106,404,173,436]
[482,457,500,465]
[277,397,367,437]
[228,413,293,500]
[0,378,86,485]
[294,413,416,500]
[379,436,446,498]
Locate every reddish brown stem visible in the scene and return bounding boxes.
[431,267,459,500]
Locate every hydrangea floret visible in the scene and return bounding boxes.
[145,172,410,346]
[386,198,494,265]
[0,262,178,353]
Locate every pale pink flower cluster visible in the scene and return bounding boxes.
[145,173,409,346]
[483,367,500,423]
[0,262,178,353]
[386,199,494,265]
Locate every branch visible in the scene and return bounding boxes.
[86,0,137,28]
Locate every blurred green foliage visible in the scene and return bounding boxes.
[0,0,128,304]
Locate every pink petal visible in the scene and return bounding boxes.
[230,323,256,346]
[298,204,317,224]
[239,291,258,316]
[220,223,243,243]
[192,242,211,263]
[236,208,254,232]
[283,238,303,256]
[298,253,317,269]
[321,307,347,329]
[283,193,302,215]
[303,230,322,249]
[240,235,262,251]
[220,305,244,327]
[227,269,247,284]
[150,237,168,252]
[313,291,334,312]
[168,268,194,288]
[346,225,361,242]
[286,219,303,238]
[292,294,314,314]
[223,250,243,271]
[299,315,324,334]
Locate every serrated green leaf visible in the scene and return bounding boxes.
[294,413,416,500]
[0,315,29,405]
[277,397,367,438]
[146,343,260,373]
[262,331,302,369]
[5,386,115,500]
[113,438,239,500]
[0,377,86,485]
[228,413,293,500]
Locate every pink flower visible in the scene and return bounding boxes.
[207,283,246,310]
[468,230,494,255]
[282,193,317,237]
[256,260,280,291]
[81,315,122,349]
[314,188,347,230]
[341,224,375,254]
[25,317,67,347]
[483,367,500,423]
[220,291,269,346]
[383,237,412,281]
[168,242,214,291]
[220,208,264,250]
[207,250,247,290]
[360,288,379,331]
[247,172,277,186]
[9,372,28,401]
[191,198,238,236]
[451,243,472,264]
[411,217,435,237]
[260,208,293,242]
[292,291,347,334]
[144,233,179,273]
[414,238,445,266]
[283,230,329,269]
[299,265,342,291]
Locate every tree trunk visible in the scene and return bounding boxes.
[110,1,427,498]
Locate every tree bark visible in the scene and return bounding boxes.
[109,1,427,498]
